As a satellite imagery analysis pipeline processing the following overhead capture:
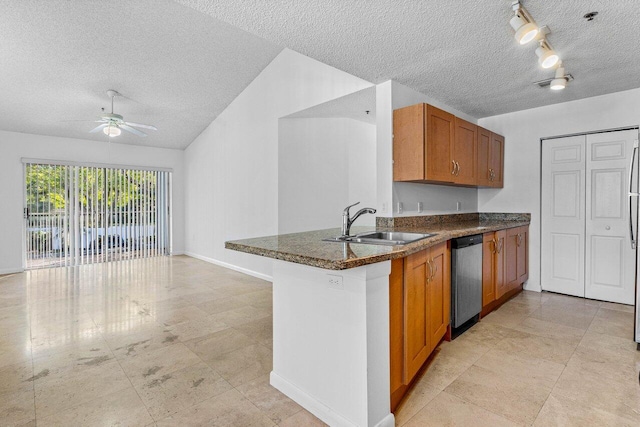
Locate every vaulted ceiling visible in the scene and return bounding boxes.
[2,0,640,149]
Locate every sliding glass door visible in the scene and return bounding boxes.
[24,162,171,269]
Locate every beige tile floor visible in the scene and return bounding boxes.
[0,256,639,426]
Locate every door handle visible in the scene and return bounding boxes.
[628,144,638,195]
[630,142,639,249]
[630,194,637,250]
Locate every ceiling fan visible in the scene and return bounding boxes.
[89,90,157,137]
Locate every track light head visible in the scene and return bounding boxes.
[510,12,539,45]
[536,41,559,68]
[550,66,567,90]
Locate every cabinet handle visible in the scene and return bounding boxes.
[496,239,503,253]
[427,259,433,282]
[455,161,460,176]
[451,160,456,175]
[489,169,494,181]
[517,234,523,246]
[432,259,437,280]
[491,238,497,253]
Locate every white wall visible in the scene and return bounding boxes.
[478,87,640,292]
[376,80,480,217]
[184,49,372,280]
[278,118,376,234]
[0,130,185,274]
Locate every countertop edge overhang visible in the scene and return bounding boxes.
[225,214,531,270]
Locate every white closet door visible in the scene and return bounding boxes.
[585,130,637,304]
[542,135,586,297]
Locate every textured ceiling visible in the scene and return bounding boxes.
[284,86,376,124]
[177,0,640,119]
[0,0,282,149]
[4,1,640,150]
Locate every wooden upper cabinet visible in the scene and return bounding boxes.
[393,103,503,187]
[489,133,505,188]
[425,105,455,182]
[477,128,504,188]
[453,118,478,185]
[392,104,454,183]
[477,127,492,186]
[393,104,426,181]
[403,249,430,383]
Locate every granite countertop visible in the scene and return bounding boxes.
[225,213,530,270]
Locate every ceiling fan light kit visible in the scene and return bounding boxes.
[86,90,157,138]
[510,1,571,91]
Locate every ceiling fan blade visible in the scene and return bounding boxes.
[120,124,147,137]
[89,124,109,133]
[124,121,157,130]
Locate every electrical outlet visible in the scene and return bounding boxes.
[327,274,343,290]
[456,201,462,212]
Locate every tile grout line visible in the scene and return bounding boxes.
[528,298,596,426]
[93,311,157,424]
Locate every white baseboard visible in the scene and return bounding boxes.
[0,267,23,276]
[270,372,395,427]
[270,372,357,427]
[184,252,272,282]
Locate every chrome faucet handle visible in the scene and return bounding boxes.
[343,202,360,215]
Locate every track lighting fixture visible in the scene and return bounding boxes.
[510,1,573,92]
[510,4,539,45]
[536,40,559,69]
[550,64,567,90]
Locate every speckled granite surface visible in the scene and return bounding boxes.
[225,213,530,270]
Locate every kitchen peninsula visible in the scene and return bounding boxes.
[226,213,530,427]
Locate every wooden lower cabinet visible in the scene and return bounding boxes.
[506,226,529,292]
[391,227,528,411]
[483,230,506,302]
[390,241,450,411]
[482,226,529,315]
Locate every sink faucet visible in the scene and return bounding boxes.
[341,202,376,237]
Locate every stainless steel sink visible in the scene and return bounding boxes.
[324,231,435,246]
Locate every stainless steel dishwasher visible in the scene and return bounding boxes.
[451,234,483,338]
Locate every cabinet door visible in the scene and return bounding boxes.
[453,118,478,185]
[517,226,528,283]
[389,258,404,398]
[495,230,508,299]
[505,227,520,291]
[403,249,430,383]
[482,232,496,307]
[427,242,450,354]
[393,104,425,181]
[477,127,492,187]
[489,133,504,188]
[426,105,455,182]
